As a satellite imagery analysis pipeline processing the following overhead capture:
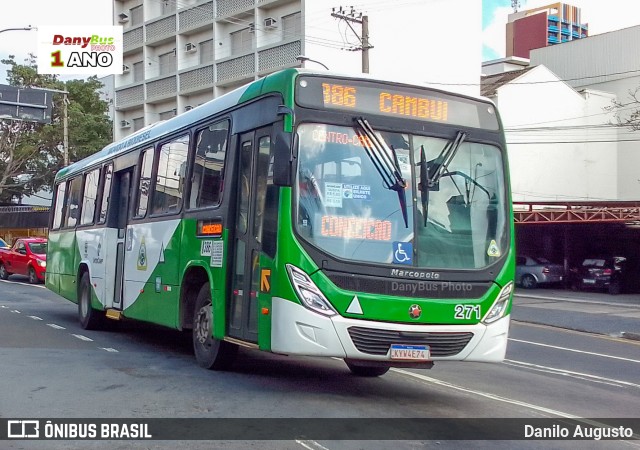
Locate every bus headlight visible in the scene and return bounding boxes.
[286,264,337,316]
[482,281,513,324]
[37,259,46,268]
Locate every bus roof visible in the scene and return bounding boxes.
[56,68,496,181]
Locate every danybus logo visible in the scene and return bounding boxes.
[37,26,123,75]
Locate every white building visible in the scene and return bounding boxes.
[113,0,481,140]
[482,64,618,202]
[530,25,640,200]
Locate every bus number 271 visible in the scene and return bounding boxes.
[454,305,481,320]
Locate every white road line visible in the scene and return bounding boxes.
[296,440,331,450]
[509,338,640,364]
[504,359,640,389]
[28,315,43,321]
[1,305,7,308]
[46,323,66,330]
[11,309,20,313]
[99,347,119,353]
[71,334,93,342]
[391,368,579,418]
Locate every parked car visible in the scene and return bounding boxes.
[570,256,626,295]
[516,255,564,289]
[0,237,47,284]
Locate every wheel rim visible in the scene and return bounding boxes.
[523,276,533,288]
[195,302,212,346]
[0,265,5,277]
[29,269,36,283]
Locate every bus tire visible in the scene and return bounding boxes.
[345,361,390,377]
[193,283,237,370]
[78,272,104,330]
[0,263,9,280]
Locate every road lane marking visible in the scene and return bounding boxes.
[28,315,43,321]
[1,305,7,308]
[391,367,579,417]
[0,279,45,288]
[71,334,93,342]
[504,359,640,389]
[296,440,331,450]
[11,310,20,313]
[46,323,66,330]
[509,338,640,364]
[99,347,119,353]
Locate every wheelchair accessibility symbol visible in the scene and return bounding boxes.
[392,242,413,265]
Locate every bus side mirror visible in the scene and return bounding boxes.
[273,129,293,187]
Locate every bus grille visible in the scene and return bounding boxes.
[347,327,474,356]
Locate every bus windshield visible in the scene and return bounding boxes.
[295,123,508,270]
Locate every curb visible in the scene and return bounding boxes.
[514,293,639,309]
[620,332,640,342]
[513,319,640,342]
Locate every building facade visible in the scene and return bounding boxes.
[482,64,618,202]
[113,0,482,141]
[530,25,640,200]
[506,2,588,59]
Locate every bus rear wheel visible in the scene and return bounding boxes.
[345,361,390,377]
[193,283,237,370]
[78,272,104,330]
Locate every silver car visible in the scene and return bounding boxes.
[516,255,564,289]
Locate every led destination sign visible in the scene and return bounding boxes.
[296,76,498,129]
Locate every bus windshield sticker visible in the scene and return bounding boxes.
[487,240,501,257]
[324,182,343,208]
[392,242,413,265]
[210,241,223,267]
[200,240,213,257]
[317,214,392,241]
[342,184,371,201]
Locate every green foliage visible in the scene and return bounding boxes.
[0,54,112,203]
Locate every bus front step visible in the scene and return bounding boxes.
[105,309,122,321]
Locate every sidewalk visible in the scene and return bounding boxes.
[512,288,640,340]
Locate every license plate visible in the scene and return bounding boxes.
[583,278,595,284]
[390,344,430,360]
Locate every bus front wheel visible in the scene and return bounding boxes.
[345,361,390,377]
[78,272,104,330]
[193,283,237,370]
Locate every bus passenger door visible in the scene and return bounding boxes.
[109,168,132,309]
[228,128,273,342]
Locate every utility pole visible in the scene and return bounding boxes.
[331,6,372,73]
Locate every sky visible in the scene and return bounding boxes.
[483,0,640,61]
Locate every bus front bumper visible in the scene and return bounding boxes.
[270,297,509,364]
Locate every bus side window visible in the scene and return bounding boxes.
[152,134,189,215]
[135,148,154,218]
[51,182,67,230]
[64,177,83,228]
[97,164,113,224]
[189,120,229,209]
[80,167,100,226]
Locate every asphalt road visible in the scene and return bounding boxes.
[0,277,638,449]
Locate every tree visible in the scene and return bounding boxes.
[0,54,112,203]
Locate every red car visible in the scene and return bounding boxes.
[0,238,47,284]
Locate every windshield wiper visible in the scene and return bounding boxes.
[427,131,467,188]
[417,131,466,227]
[353,117,409,228]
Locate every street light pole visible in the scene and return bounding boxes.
[0,26,34,34]
[296,55,330,71]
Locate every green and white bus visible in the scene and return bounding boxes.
[46,69,514,376]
